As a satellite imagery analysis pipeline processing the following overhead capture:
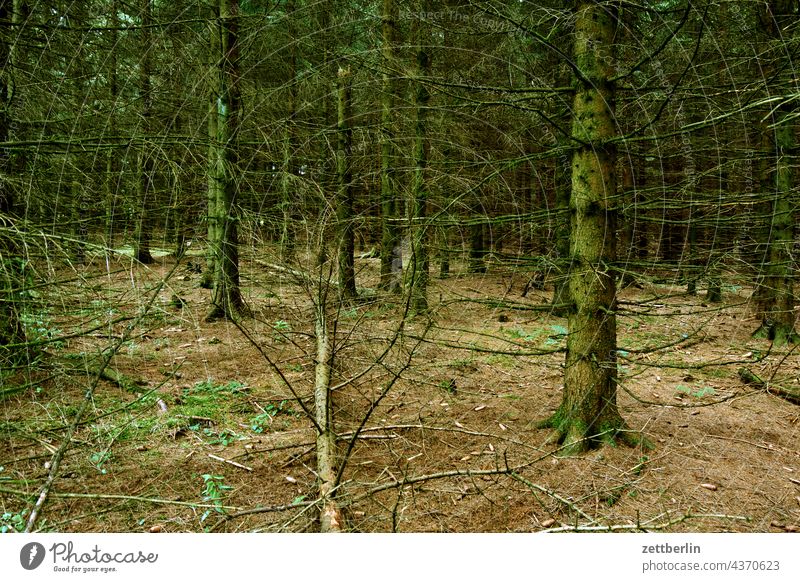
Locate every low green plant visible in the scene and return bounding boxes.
[20,308,65,350]
[201,428,239,446]
[701,367,728,379]
[437,379,457,394]
[272,320,291,343]
[179,380,248,414]
[506,327,542,342]
[89,451,112,474]
[250,401,296,433]
[501,393,521,401]
[0,510,27,533]
[157,380,250,436]
[447,357,476,370]
[124,340,140,355]
[675,384,716,398]
[200,474,232,525]
[484,354,515,368]
[341,307,359,319]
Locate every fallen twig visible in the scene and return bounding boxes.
[23,260,182,533]
[738,367,800,405]
[543,512,749,533]
[510,472,596,524]
[705,434,774,451]
[208,453,253,472]
[1,486,240,511]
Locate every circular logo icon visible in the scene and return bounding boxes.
[20,542,46,570]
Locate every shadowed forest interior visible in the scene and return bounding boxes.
[1,0,799,533]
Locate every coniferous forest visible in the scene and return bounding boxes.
[1,0,799,533]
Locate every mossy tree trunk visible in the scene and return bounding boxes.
[468,223,487,273]
[753,114,797,343]
[379,0,401,293]
[406,0,430,314]
[0,0,24,351]
[705,169,725,303]
[335,66,356,300]
[132,0,155,265]
[752,0,798,345]
[133,152,155,264]
[201,6,220,289]
[539,1,637,454]
[104,0,120,247]
[206,0,244,321]
[72,181,88,264]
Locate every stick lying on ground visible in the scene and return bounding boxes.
[738,367,800,405]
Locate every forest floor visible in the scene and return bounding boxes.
[2,246,800,533]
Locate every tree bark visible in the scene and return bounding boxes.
[0,0,25,351]
[336,66,356,300]
[379,0,401,292]
[468,223,487,273]
[551,143,571,314]
[752,0,798,345]
[539,1,637,454]
[314,304,344,532]
[133,0,155,265]
[406,0,430,314]
[104,0,120,247]
[201,4,220,289]
[279,0,299,261]
[206,0,245,321]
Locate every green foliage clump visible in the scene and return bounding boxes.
[200,474,232,526]
[250,400,297,433]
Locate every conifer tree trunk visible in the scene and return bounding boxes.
[379,0,401,292]
[206,0,244,320]
[551,145,571,314]
[0,0,24,351]
[468,223,487,273]
[752,0,798,344]
[753,113,797,343]
[539,0,637,454]
[313,303,344,532]
[336,66,356,300]
[133,0,155,264]
[201,6,220,289]
[406,0,430,313]
[279,0,299,261]
[104,0,120,247]
[315,0,333,268]
[550,50,572,313]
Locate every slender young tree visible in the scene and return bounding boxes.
[335,66,356,300]
[104,0,120,246]
[201,0,220,289]
[279,0,300,261]
[551,130,571,312]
